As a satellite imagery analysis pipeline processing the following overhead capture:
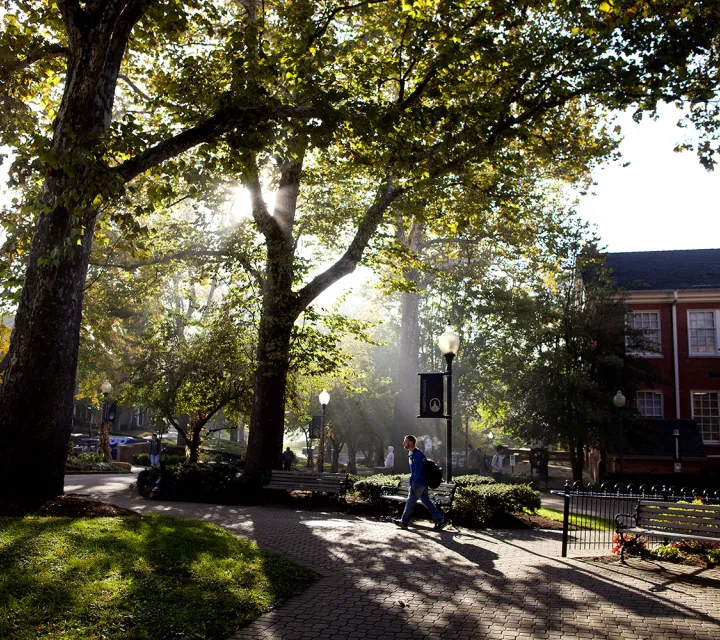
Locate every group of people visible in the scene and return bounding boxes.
[467,444,506,481]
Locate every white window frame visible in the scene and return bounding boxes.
[691,391,720,444]
[626,311,662,357]
[136,406,144,428]
[635,390,664,418]
[687,310,720,357]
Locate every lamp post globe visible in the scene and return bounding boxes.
[318,389,330,472]
[613,390,626,409]
[438,326,460,482]
[438,327,460,357]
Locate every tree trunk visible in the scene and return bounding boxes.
[569,438,585,483]
[390,288,421,472]
[346,440,358,475]
[0,2,146,513]
[390,219,425,473]
[187,419,203,464]
[330,439,341,473]
[99,423,112,463]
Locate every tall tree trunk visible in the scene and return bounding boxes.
[187,419,203,464]
[390,218,425,472]
[0,3,145,512]
[569,438,585,483]
[346,439,358,475]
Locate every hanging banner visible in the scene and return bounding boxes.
[418,373,444,418]
[309,416,323,439]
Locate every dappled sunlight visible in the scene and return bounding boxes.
[63,475,720,639]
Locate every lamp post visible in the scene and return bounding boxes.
[318,389,330,473]
[100,379,113,462]
[438,326,460,482]
[613,390,626,480]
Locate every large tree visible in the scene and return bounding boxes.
[1,1,719,509]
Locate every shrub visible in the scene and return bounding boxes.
[65,457,132,473]
[652,545,682,562]
[350,474,408,501]
[137,463,263,505]
[452,475,496,488]
[133,453,150,465]
[452,483,541,526]
[76,452,103,463]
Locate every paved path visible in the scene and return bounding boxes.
[65,474,720,640]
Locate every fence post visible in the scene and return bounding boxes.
[561,480,570,558]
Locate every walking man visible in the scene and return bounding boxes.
[149,433,161,467]
[491,445,505,481]
[394,435,448,530]
[282,447,296,471]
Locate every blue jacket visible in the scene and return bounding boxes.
[409,448,425,485]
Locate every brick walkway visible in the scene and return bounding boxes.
[66,474,720,640]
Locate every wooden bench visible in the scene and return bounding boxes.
[264,471,349,501]
[381,478,456,512]
[615,500,720,563]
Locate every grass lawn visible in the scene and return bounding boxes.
[529,507,614,530]
[0,514,316,639]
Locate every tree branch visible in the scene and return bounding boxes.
[0,43,68,74]
[114,105,319,183]
[294,175,403,312]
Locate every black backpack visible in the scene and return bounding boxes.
[423,457,443,489]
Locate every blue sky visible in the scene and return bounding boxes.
[575,103,720,253]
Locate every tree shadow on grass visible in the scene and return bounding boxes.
[0,513,315,640]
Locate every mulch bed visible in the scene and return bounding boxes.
[31,496,138,517]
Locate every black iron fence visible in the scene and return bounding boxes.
[555,481,720,557]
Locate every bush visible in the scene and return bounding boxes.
[65,456,132,473]
[452,483,541,526]
[652,545,682,562]
[350,474,408,501]
[133,453,150,465]
[137,463,263,505]
[452,475,496,488]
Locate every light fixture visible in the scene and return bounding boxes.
[438,326,460,356]
[613,390,626,409]
[319,389,330,406]
[101,380,112,395]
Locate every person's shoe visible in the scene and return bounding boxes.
[434,519,450,530]
[393,519,408,529]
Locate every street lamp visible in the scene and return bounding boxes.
[613,390,626,480]
[318,389,330,473]
[438,326,460,482]
[100,379,113,462]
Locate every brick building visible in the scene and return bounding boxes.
[605,248,720,472]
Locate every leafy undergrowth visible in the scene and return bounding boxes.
[0,514,316,639]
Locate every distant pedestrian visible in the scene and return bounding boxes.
[283,447,296,471]
[491,445,505,481]
[393,435,448,530]
[467,444,481,474]
[149,433,161,467]
[384,446,395,469]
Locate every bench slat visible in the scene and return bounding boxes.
[639,501,720,513]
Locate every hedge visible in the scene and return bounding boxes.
[133,452,186,466]
[137,463,263,504]
[350,474,408,501]
[453,483,541,526]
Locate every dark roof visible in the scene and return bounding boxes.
[622,419,706,459]
[605,249,720,291]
